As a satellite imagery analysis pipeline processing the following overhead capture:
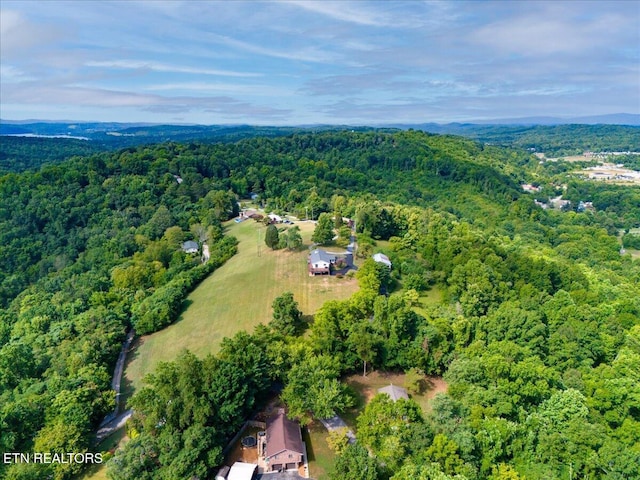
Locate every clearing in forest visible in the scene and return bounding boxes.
[124,218,359,394]
[344,371,448,423]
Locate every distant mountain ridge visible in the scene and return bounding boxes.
[2,112,638,135]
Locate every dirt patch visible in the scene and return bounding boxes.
[346,371,407,403]
[423,377,448,400]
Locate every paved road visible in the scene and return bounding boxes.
[96,329,135,443]
[96,409,133,443]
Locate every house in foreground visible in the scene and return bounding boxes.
[308,249,336,275]
[262,412,305,472]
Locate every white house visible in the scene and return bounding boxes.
[373,253,392,268]
[308,249,336,275]
[181,240,199,254]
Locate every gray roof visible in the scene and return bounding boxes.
[378,384,408,402]
[182,240,199,252]
[309,249,335,264]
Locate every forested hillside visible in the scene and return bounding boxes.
[3,123,638,173]
[1,130,639,479]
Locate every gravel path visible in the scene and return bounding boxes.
[319,416,356,444]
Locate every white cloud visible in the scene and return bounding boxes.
[0,64,34,82]
[145,81,293,97]
[85,60,262,78]
[285,0,392,27]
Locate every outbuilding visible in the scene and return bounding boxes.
[373,252,392,268]
[378,384,409,402]
[227,461,257,480]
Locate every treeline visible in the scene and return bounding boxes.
[132,236,237,334]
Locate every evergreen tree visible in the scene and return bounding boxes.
[265,224,279,249]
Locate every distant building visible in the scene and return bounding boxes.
[268,213,283,223]
[373,252,392,268]
[181,240,199,254]
[521,184,541,193]
[378,384,409,402]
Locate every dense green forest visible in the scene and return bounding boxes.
[2,123,638,173]
[1,130,639,479]
[0,137,104,173]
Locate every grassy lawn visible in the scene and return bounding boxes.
[124,219,359,395]
[304,421,336,480]
[627,248,640,260]
[411,286,444,318]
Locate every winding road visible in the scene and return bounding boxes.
[96,329,135,443]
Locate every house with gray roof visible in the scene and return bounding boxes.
[181,240,199,254]
[308,249,336,275]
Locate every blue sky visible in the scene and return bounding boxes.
[1,0,638,125]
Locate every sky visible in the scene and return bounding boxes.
[1,0,639,125]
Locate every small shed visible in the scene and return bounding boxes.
[378,384,408,402]
[373,253,392,268]
[182,240,199,254]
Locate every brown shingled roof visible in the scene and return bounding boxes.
[265,412,304,458]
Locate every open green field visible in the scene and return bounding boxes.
[124,219,359,394]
